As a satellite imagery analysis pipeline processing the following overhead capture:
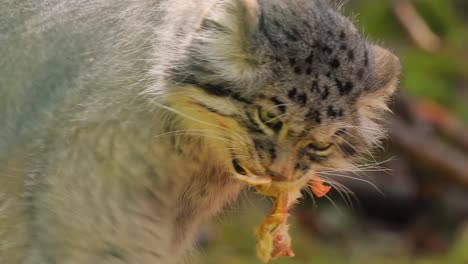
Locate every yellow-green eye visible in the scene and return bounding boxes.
[307,142,333,155]
[258,107,283,132]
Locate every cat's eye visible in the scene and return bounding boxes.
[257,107,283,132]
[307,142,333,155]
[232,158,247,175]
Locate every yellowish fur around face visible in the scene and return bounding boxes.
[161,86,244,164]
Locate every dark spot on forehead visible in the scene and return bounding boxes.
[306,67,312,75]
[336,79,354,96]
[364,50,369,66]
[357,68,365,80]
[289,89,307,106]
[311,81,319,93]
[296,93,307,106]
[339,31,346,40]
[322,45,333,54]
[330,58,340,69]
[305,51,314,64]
[305,110,322,124]
[294,66,302,75]
[340,44,347,50]
[288,57,296,66]
[288,87,298,99]
[270,97,287,113]
[327,105,338,118]
[321,85,330,100]
[347,50,355,61]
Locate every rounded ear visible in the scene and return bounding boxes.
[368,45,401,98]
[190,0,262,84]
[234,0,260,37]
[357,46,400,118]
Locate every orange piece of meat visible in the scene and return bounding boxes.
[310,178,332,198]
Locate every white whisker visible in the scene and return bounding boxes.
[318,171,384,196]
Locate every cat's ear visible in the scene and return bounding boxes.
[233,0,260,38]
[367,45,401,99]
[356,46,400,146]
[195,0,261,84]
[357,46,400,116]
[205,0,261,43]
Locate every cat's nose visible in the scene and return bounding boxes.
[266,153,294,181]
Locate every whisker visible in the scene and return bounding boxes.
[318,171,384,196]
[318,176,357,209]
[322,193,343,214]
[336,129,380,163]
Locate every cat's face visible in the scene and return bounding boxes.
[166,0,400,183]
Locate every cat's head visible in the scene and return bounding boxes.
[165,0,400,183]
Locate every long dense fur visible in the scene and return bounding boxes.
[0,0,400,263]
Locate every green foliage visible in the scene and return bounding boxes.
[193,201,468,264]
[349,0,468,123]
[347,1,404,42]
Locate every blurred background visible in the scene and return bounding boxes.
[192,0,468,263]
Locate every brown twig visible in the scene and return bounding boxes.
[414,100,468,153]
[391,0,442,52]
[387,116,468,188]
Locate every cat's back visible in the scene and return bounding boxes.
[0,1,198,261]
[1,1,146,158]
[0,0,224,158]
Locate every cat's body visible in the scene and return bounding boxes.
[0,0,400,263]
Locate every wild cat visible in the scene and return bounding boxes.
[0,0,400,263]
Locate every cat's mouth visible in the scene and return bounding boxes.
[231,158,310,195]
[231,158,272,186]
